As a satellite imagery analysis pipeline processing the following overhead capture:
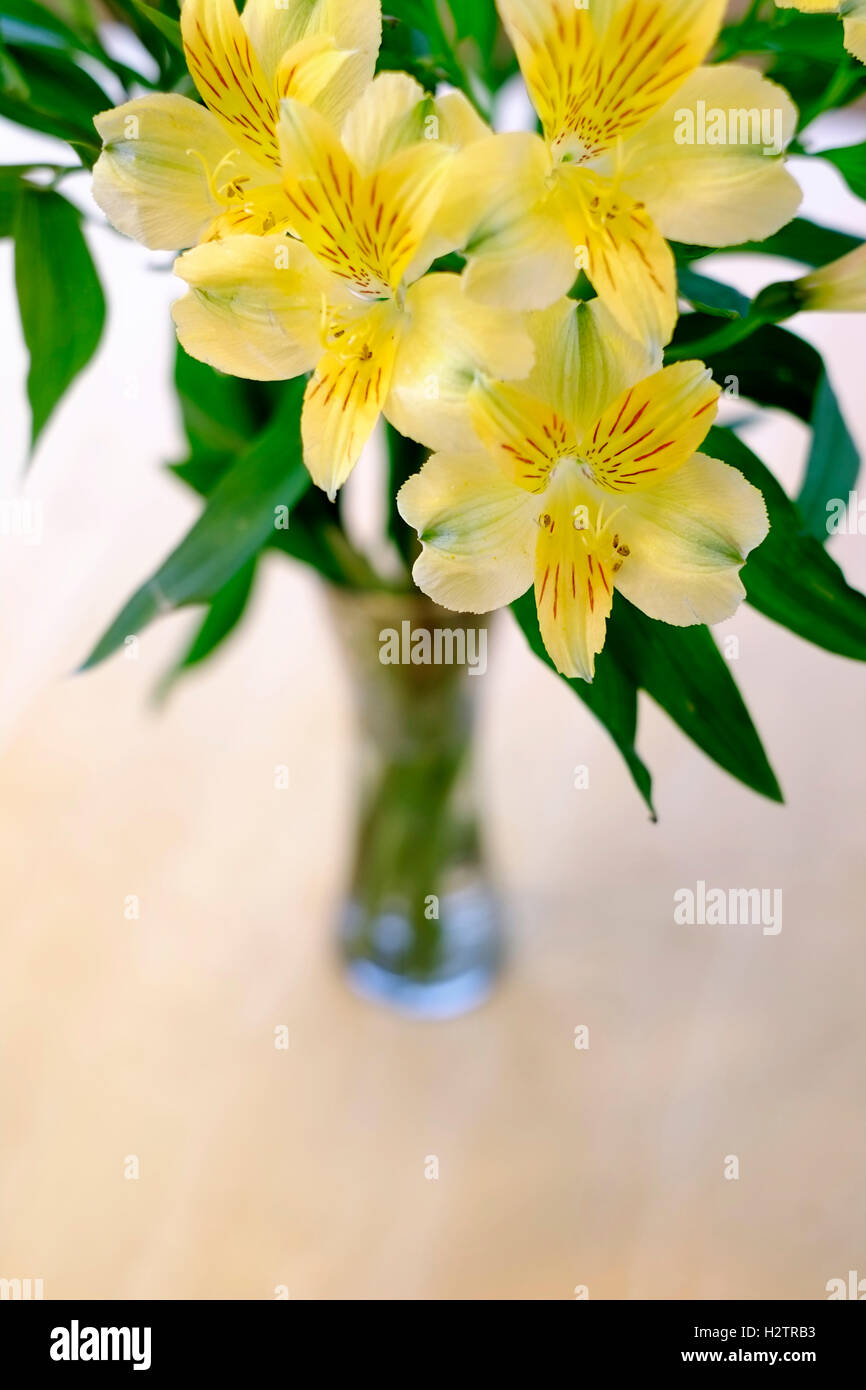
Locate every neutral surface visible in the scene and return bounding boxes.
[1,101,865,1298]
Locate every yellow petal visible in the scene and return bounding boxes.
[581,361,719,492]
[774,1,841,11]
[341,71,428,173]
[274,32,353,108]
[171,233,327,379]
[92,93,248,249]
[533,468,614,682]
[278,97,451,293]
[302,300,403,497]
[436,131,575,309]
[843,4,866,63]
[498,0,726,160]
[614,452,769,625]
[795,244,866,312]
[469,378,578,492]
[242,0,381,121]
[398,451,537,612]
[613,65,802,245]
[555,164,677,348]
[523,297,661,436]
[341,72,489,175]
[181,0,281,168]
[385,273,535,453]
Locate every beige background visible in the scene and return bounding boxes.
[1,80,864,1298]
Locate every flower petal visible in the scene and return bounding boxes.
[796,243,866,312]
[341,70,488,174]
[434,131,575,309]
[498,0,725,160]
[533,469,614,681]
[278,97,451,294]
[613,65,801,245]
[523,297,661,435]
[844,3,866,63]
[242,0,381,122]
[341,71,428,173]
[556,164,677,348]
[92,93,246,249]
[581,361,719,492]
[398,451,537,612]
[615,452,769,625]
[274,32,356,116]
[385,273,535,452]
[469,377,580,493]
[302,300,403,497]
[181,0,281,168]
[171,233,326,379]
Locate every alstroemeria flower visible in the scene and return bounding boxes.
[171,75,534,496]
[776,0,866,64]
[397,299,769,681]
[438,0,801,347]
[92,0,381,249]
[794,243,866,310]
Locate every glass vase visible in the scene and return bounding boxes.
[328,589,502,1019]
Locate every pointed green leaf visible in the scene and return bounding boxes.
[156,557,257,699]
[81,380,308,669]
[677,267,750,320]
[798,370,860,539]
[820,143,866,202]
[673,217,862,270]
[13,185,105,449]
[511,590,655,816]
[605,599,783,804]
[707,425,866,662]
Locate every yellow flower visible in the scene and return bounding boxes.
[438,0,801,347]
[172,75,534,496]
[92,0,382,248]
[397,299,768,682]
[794,243,866,311]
[776,1,866,64]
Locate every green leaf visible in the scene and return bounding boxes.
[672,320,817,421]
[0,38,29,98]
[673,217,862,270]
[798,371,860,539]
[819,143,866,203]
[605,600,783,804]
[13,185,105,448]
[0,172,17,235]
[81,380,309,669]
[174,343,257,459]
[708,426,866,662]
[0,42,107,154]
[670,323,860,542]
[129,0,183,54]
[512,585,782,807]
[677,266,750,319]
[511,589,655,815]
[156,557,257,698]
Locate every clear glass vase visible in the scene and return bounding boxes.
[328,589,502,1019]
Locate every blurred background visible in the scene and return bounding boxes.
[1,24,865,1299]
